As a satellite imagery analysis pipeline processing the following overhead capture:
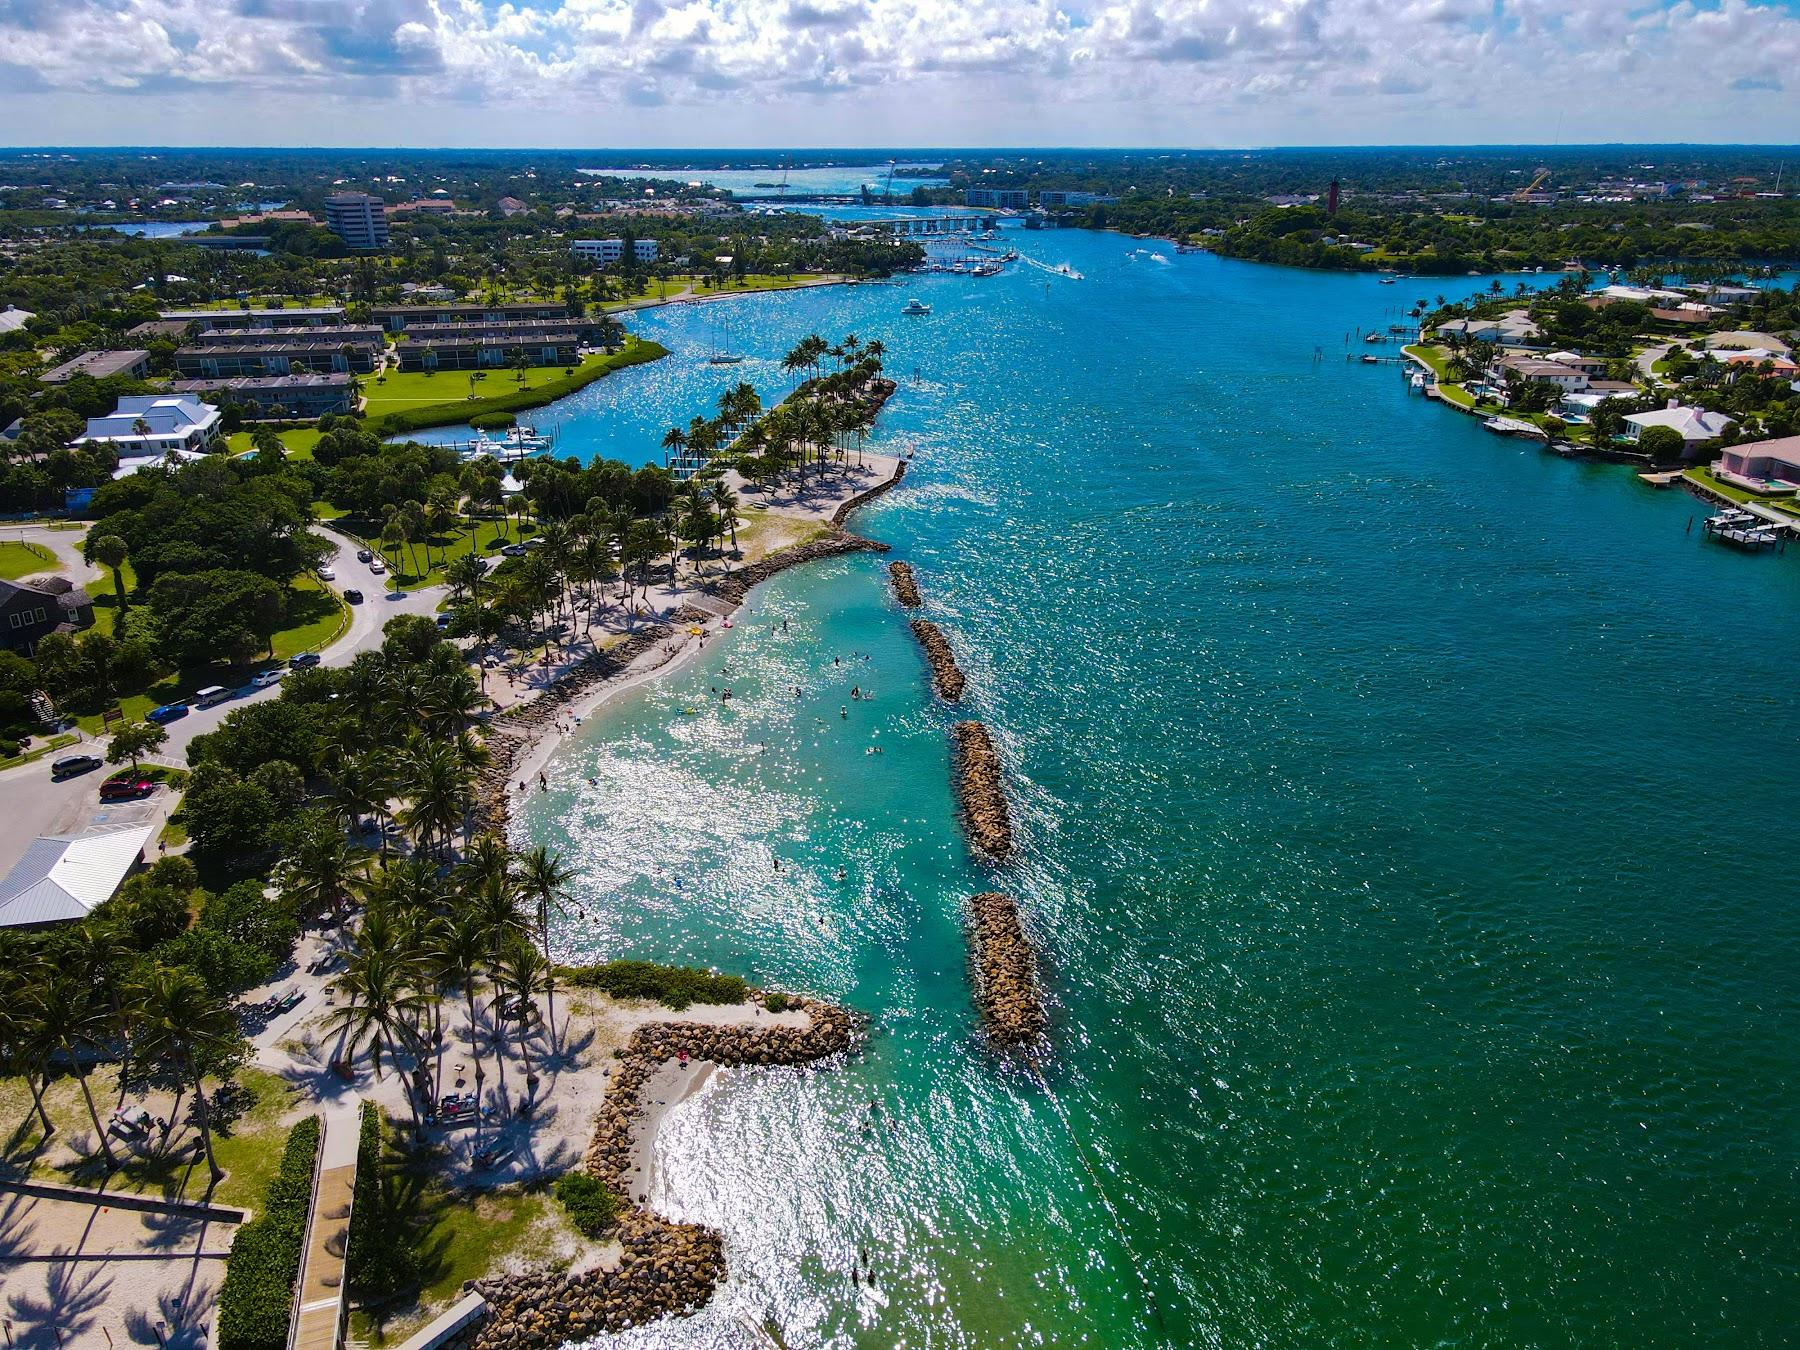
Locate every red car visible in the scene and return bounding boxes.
[99,771,154,802]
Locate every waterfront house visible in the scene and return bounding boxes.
[75,394,222,455]
[1623,403,1734,448]
[1437,318,1503,342]
[372,302,567,332]
[173,372,355,420]
[0,575,93,654]
[1541,351,1610,377]
[1714,435,1800,494]
[38,349,151,384]
[1494,355,1589,391]
[159,306,345,332]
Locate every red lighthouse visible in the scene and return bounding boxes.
[1327,179,1340,216]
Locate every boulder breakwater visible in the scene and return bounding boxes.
[951,720,1013,861]
[910,619,967,702]
[889,560,922,608]
[967,892,1048,1046]
[468,997,860,1348]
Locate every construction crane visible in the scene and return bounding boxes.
[883,159,897,205]
[777,156,789,202]
[1513,166,1552,202]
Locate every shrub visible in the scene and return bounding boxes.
[217,1114,321,1350]
[763,992,791,1013]
[345,1103,422,1299]
[555,1170,622,1237]
[468,411,517,431]
[562,959,747,1010]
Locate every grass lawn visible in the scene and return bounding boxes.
[361,341,665,436]
[336,517,518,590]
[187,296,341,311]
[1685,466,1800,518]
[227,428,323,462]
[1401,343,1452,380]
[0,1064,297,1210]
[75,574,345,731]
[88,558,137,638]
[0,539,57,580]
[1437,382,1478,410]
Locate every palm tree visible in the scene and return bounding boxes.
[431,908,492,1134]
[511,844,574,1044]
[325,752,390,850]
[493,937,547,1083]
[398,737,472,860]
[0,968,56,1141]
[26,974,118,1167]
[130,966,243,1185]
[325,928,431,1137]
[279,817,370,927]
[88,535,130,622]
[661,425,687,468]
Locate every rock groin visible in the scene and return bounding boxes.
[889,561,922,608]
[950,720,1013,861]
[711,532,889,607]
[967,892,1047,1046]
[470,996,859,1349]
[910,619,966,702]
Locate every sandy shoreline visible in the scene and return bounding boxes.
[496,451,906,821]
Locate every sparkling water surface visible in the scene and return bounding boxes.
[514,230,1800,1348]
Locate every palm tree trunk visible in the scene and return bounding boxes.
[25,1069,54,1139]
[189,1056,223,1183]
[64,1045,117,1167]
[463,983,485,1144]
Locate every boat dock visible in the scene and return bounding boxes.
[1702,505,1794,551]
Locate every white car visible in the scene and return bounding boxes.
[317,566,336,581]
[369,560,387,575]
[251,669,285,689]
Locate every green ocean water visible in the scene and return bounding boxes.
[515,233,1800,1347]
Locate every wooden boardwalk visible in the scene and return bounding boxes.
[292,1102,362,1350]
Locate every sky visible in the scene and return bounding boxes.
[2,0,1798,148]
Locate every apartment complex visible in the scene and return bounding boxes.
[173,373,355,420]
[966,188,1030,209]
[158,307,345,332]
[570,238,660,264]
[395,334,578,372]
[372,302,567,332]
[174,339,378,378]
[324,192,390,249]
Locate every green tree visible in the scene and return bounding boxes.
[88,534,130,621]
[106,719,167,771]
[130,965,247,1185]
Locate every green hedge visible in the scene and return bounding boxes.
[562,959,748,1010]
[368,340,668,437]
[555,1170,623,1237]
[218,1114,321,1350]
[468,411,517,431]
[344,1102,422,1300]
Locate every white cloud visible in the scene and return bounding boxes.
[1,0,1796,144]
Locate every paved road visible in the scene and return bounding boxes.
[0,529,444,872]
[0,522,106,585]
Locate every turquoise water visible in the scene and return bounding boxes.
[515,231,1800,1347]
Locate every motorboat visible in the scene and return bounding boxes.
[902,298,932,315]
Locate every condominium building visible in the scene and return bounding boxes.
[571,238,660,264]
[396,334,579,372]
[324,193,390,250]
[965,189,1029,209]
[372,302,567,332]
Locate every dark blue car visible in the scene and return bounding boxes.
[146,703,189,725]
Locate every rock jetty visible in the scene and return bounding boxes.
[950,720,1013,861]
[910,619,966,702]
[711,532,888,607]
[467,996,859,1349]
[889,561,922,608]
[967,892,1048,1046]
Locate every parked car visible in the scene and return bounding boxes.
[290,651,321,668]
[370,559,387,575]
[250,669,285,689]
[344,589,364,604]
[51,753,103,779]
[194,685,233,708]
[435,612,451,628]
[146,702,188,725]
[317,565,336,581]
[472,557,491,574]
[356,549,373,563]
[99,771,154,801]
[500,543,527,557]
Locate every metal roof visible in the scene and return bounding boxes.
[0,823,156,927]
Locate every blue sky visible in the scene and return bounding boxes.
[2,0,1796,147]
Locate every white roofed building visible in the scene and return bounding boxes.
[0,823,156,927]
